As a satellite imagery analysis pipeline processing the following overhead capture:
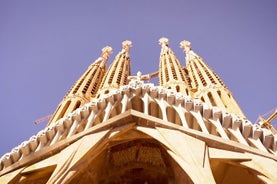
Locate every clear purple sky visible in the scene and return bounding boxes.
[0,1,276,156]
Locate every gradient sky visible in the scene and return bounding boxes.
[0,1,276,156]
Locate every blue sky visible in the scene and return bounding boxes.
[0,1,276,156]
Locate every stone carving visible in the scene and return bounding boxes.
[101,46,113,61]
[122,40,132,52]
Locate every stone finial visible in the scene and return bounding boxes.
[180,40,192,54]
[159,37,169,47]
[122,40,132,52]
[101,46,113,60]
[127,71,150,82]
[136,71,142,81]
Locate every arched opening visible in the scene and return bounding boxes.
[69,139,194,184]
[73,79,84,94]
[57,100,71,120]
[148,101,162,119]
[176,85,180,92]
[185,112,201,131]
[93,110,105,125]
[126,96,144,113]
[165,66,169,82]
[207,92,216,106]
[205,120,220,137]
[109,102,123,119]
[166,106,182,126]
[225,129,242,143]
[73,100,81,111]
[217,90,228,108]
[201,97,205,103]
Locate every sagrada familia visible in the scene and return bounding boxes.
[0,38,276,183]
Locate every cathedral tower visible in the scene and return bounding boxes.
[97,40,132,97]
[180,40,245,118]
[158,37,189,95]
[1,39,277,184]
[47,46,112,125]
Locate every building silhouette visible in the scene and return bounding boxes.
[1,38,276,183]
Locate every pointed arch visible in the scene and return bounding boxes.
[109,102,123,119]
[57,100,71,120]
[73,100,81,111]
[185,112,201,131]
[126,96,144,113]
[207,92,216,106]
[93,110,105,125]
[176,85,180,92]
[148,101,163,119]
[166,106,182,126]
[205,120,220,137]
[67,136,194,184]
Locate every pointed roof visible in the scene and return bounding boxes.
[180,40,226,88]
[158,37,189,94]
[64,46,112,99]
[180,40,245,117]
[97,40,132,96]
[47,46,112,125]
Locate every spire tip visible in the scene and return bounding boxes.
[101,46,113,60]
[159,37,169,47]
[122,40,132,51]
[180,40,191,54]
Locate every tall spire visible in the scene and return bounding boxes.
[180,40,245,117]
[47,46,112,126]
[158,37,189,95]
[97,40,132,97]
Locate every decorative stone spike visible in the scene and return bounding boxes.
[180,40,192,54]
[101,46,113,61]
[159,37,169,47]
[122,40,132,52]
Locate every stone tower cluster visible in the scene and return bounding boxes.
[1,38,276,184]
[48,37,244,126]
